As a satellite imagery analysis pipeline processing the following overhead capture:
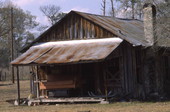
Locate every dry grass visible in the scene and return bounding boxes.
[0,80,170,112]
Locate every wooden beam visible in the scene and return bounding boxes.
[103,63,108,101]
[16,66,20,105]
[30,67,34,94]
[36,66,40,98]
[10,7,15,84]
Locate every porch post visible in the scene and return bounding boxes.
[16,66,20,105]
[36,66,39,98]
[103,63,108,101]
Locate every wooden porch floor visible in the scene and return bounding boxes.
[28,97,105,106]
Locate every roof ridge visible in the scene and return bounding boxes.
[71,10,142,21]
[71,10,111,18]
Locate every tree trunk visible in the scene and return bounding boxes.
[110,0,115,17]
[101,0,106,16]
[132,1,135,19]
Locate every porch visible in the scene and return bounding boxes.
[11,38,123,105]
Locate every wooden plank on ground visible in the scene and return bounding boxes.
[28,97,105,106]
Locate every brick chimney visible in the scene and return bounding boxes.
[143,3,156,46]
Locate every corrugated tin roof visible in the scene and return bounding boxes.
[74,11,170,47]
[74,11,148,46]
[20,11,169,53]
[11,38,123,65]
[20,11,148,53]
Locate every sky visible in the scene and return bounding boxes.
[9,0,105,26]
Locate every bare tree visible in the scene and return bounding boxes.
[40,4,63,25]
[153,0,170,39]
[116,0,144,19]
[131,0,135,19]
[101,0,106,16]
[110,0,115,17]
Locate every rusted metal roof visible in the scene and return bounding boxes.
[11,38,123,65]
[21,11,170,53]
[75,11,170,47]
[21,11,148,53]
[74,11,148,46]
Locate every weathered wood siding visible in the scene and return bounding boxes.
[119,42,136,97]
[39,14,115,42]
[118,42,146,98]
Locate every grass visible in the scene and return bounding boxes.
[0,80,170,112]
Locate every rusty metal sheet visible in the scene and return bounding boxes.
[11,38,123,65]
[21,11,150,53]
[74,11,148,46]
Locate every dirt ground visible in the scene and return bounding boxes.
[0,80,170,112]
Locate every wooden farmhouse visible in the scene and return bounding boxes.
[11,3,170,104]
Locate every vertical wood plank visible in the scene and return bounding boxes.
[36,66,40,98]
[83,19,87,39]
[80,17,83,39]
[91,23,95,38]
[72,15,75,39]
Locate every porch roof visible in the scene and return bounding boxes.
[11,38,123,66]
